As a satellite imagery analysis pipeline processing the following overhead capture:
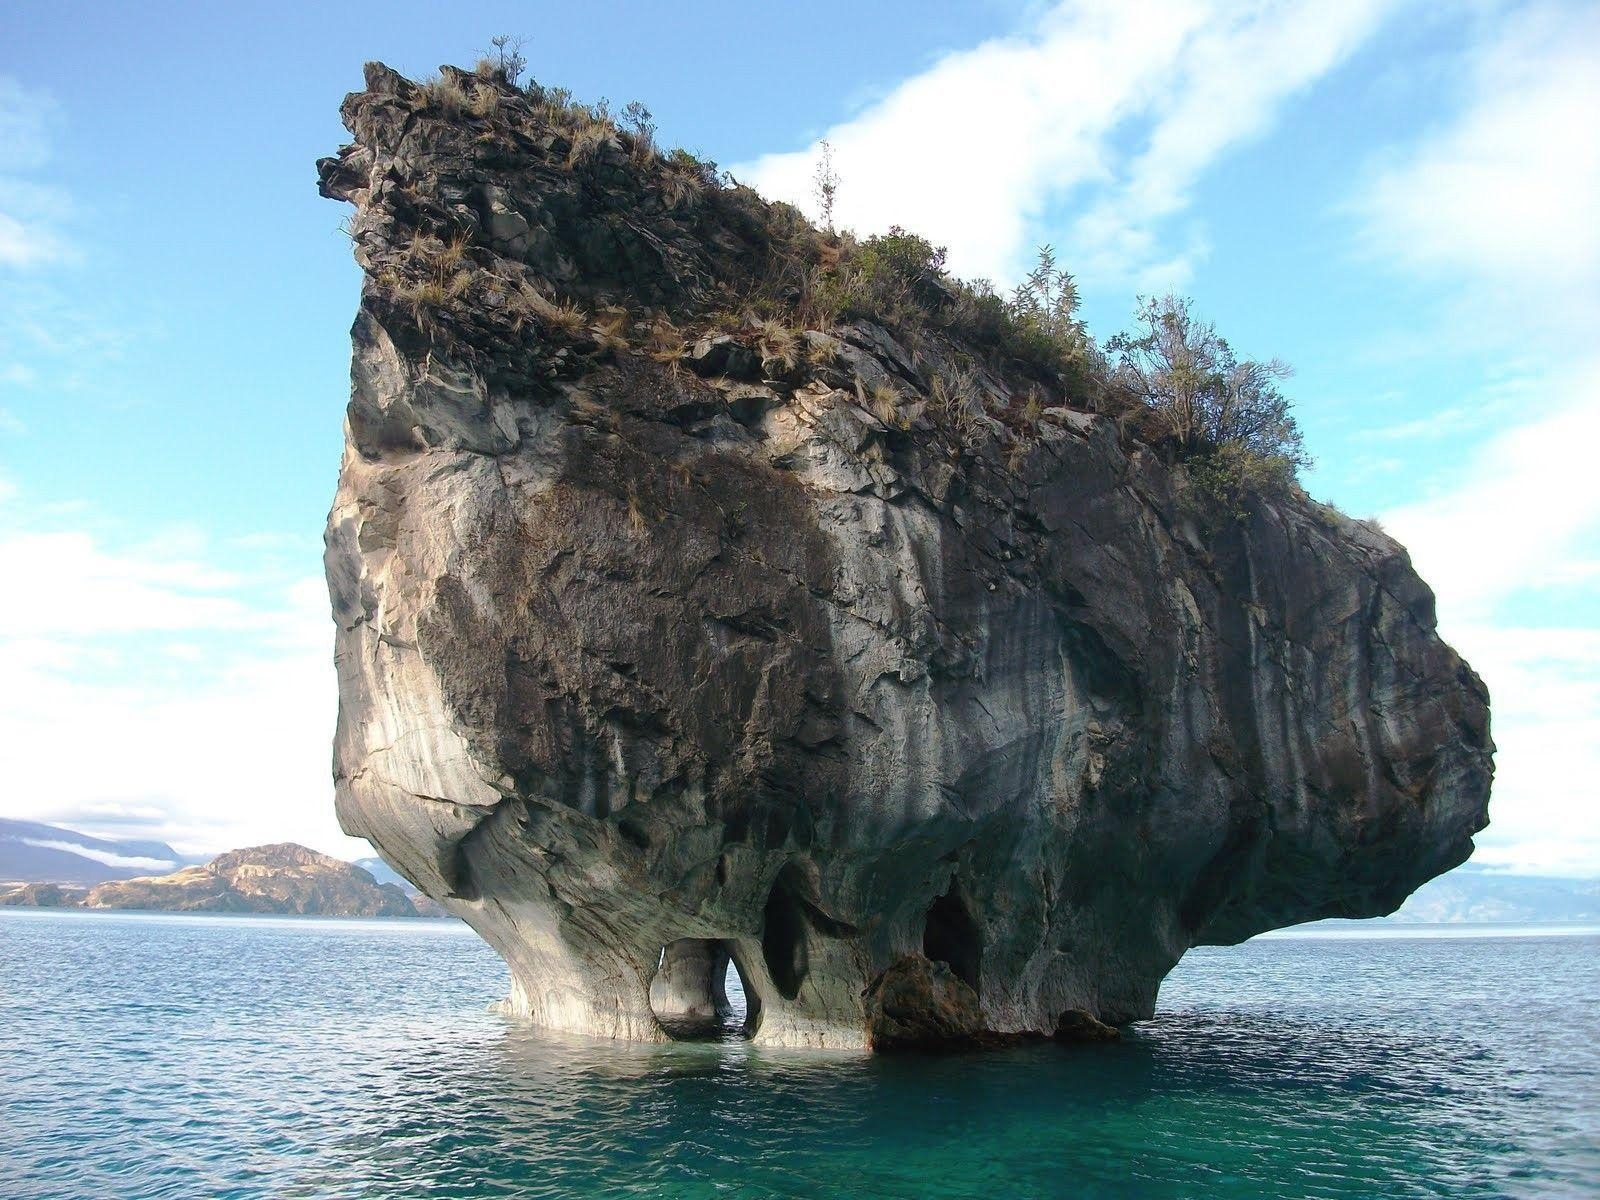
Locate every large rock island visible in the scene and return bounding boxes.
[317,62,1493,1049]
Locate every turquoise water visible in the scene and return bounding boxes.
[1,910,1595,1198]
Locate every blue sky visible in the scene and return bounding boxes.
[1,0,1595,873]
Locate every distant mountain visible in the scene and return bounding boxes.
[5,823,1586,927]
[0,843,443,918]
[1388,867,1600,923]
[354,855,407,888]
[354,855,452,917]
[0,818,189,886]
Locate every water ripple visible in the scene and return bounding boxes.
[1,910,1596,1198]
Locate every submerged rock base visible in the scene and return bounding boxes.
[318,63,1492,1049]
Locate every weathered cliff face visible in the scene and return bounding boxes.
[318,63,1493,1049]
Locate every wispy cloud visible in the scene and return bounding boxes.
[1360,4,1600,626]
[1383,363,1600,621]
[1444,624,1600,877]
[1352,1,1600,349]
[0,80,335,861]
[17,838,177,873]
[0,529,255,636]
[1355,366,1545,442]
[737,0,1392,284]
[0,78,76,271]
[0,86,134,410]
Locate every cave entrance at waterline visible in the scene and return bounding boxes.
[648,938,755,1041]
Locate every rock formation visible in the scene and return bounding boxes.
[317,63,1493,1049]
[0,844,431,917]
[0,882,82,908]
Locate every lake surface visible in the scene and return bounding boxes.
[1,910,1595,1198]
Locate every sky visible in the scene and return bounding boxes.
[0,0,1595,874]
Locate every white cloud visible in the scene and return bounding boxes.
[1382,360,1600,622]
[1354,2,1600,346]
[0,78,75,271]
[0,529,256,636]
[1441,625,1600,877]
[0,79,346,863]
[1064,0,1389,287]
[18,839,177,873]
[736,0,1391,283]
[0,211,74,270]
[0,496,360,860]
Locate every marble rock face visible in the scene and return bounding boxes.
[319,63,1493,1050]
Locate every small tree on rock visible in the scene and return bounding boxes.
[814,139,840,233]
[1106,294,1307,510]
[1007,245,1087,364]
[480,35,527,87]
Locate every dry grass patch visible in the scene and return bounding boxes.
[756,320,800,373]
[418,75,471,115]
[868,382,903,429]
[642,317,686,363]
[660,168,703,211]
[625,483,654,535]
[567,120,617,167]
[929,370,985,443]
[419,72,498,119]
[548,300,588,336]
[466,84,499,119]
[378,269,471,323]
[590,310,632,356]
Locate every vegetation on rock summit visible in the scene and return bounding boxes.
[328,49,1313,520]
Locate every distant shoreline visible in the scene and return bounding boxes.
[0,842,449,919]
[1253,920,1600,939]
[6,906,1596,941]
[0,906,468,928]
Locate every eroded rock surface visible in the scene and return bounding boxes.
[318,63,1492,1050]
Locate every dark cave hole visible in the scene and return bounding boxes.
[923,883,983,992]
[761,865,810,1001]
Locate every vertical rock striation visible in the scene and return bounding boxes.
[318,63,1493,1049]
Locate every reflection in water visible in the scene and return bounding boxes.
[1,911,1596,1199]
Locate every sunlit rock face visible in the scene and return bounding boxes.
[318,63,1493,1050]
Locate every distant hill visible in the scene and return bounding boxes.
[4,821,1588,927]
[1387,867,1600,923]
[354,855,408,888]
[0,842,444,918]
[353,855,452,918]
[0,818,190,886]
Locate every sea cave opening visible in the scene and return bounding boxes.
[648,937,755,1041]
[923,883,983,993]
